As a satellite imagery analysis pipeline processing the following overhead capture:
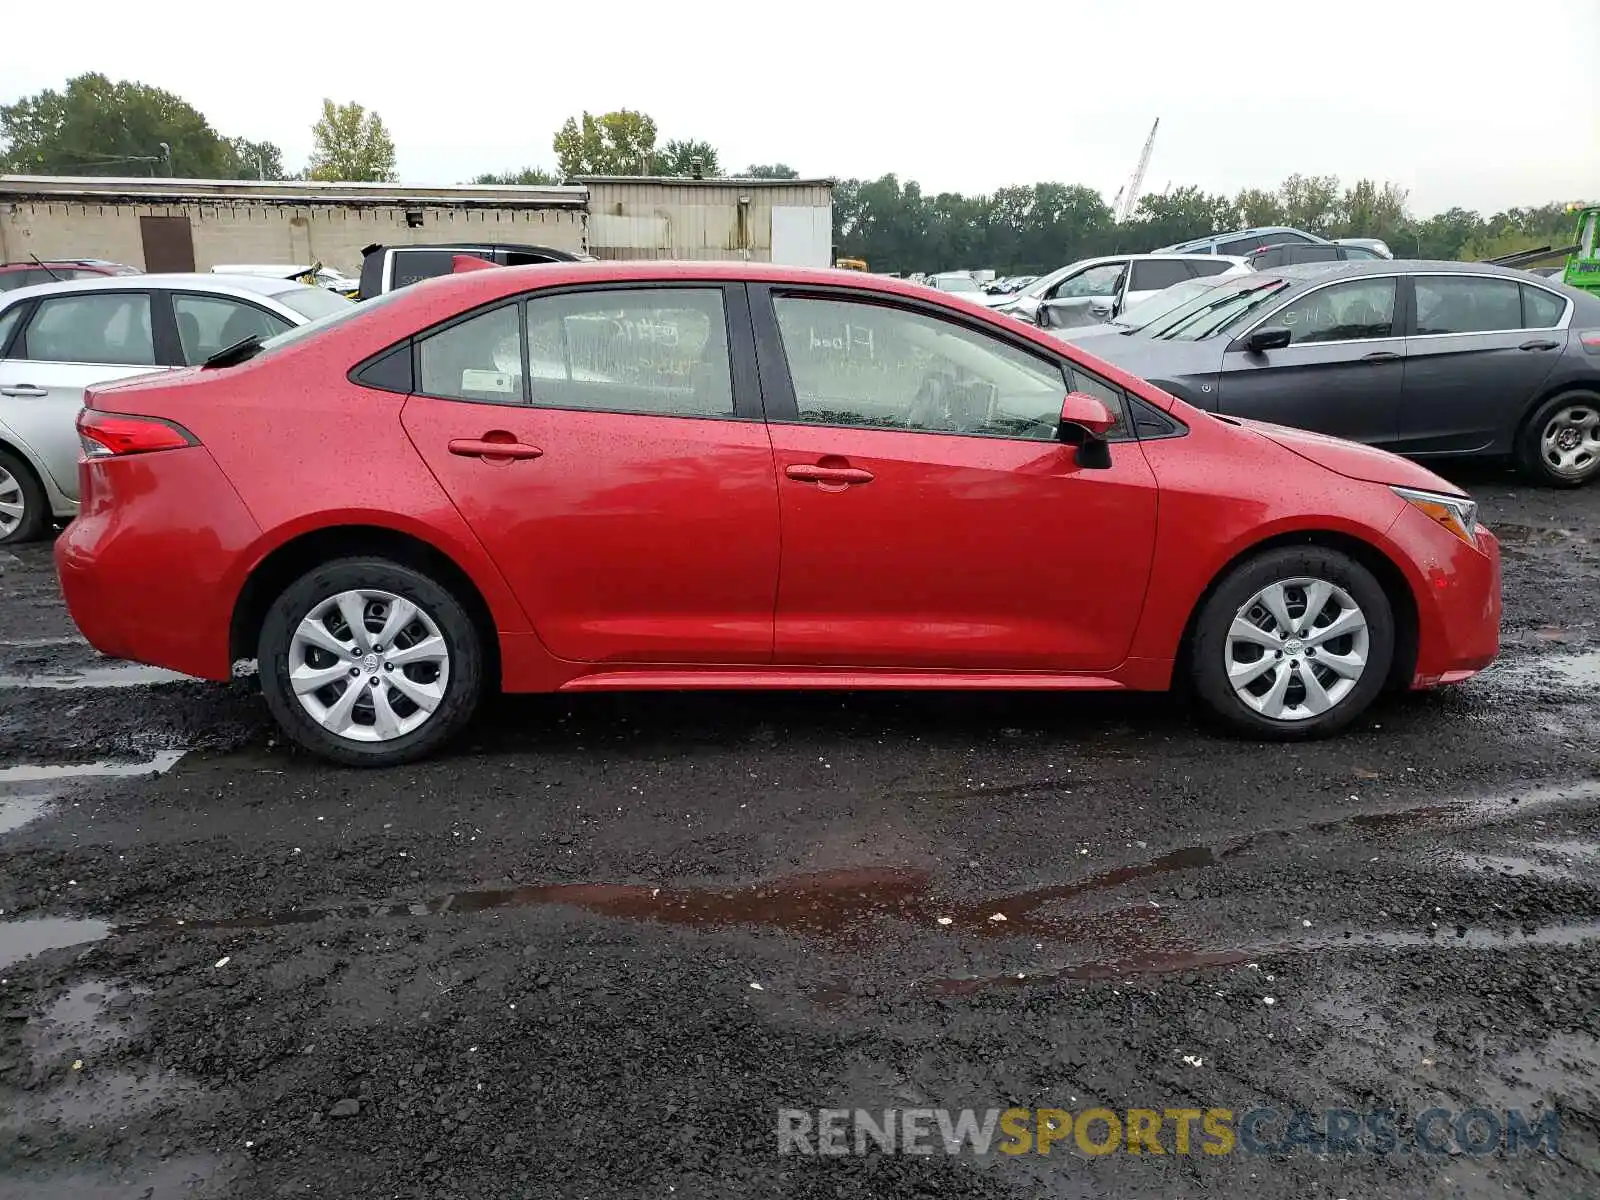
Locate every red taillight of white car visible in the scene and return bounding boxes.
[77,409,197,458]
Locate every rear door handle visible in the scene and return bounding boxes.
[447,437,543,461]
[0,385,47,397]
[1361,351,1402,363]
[785,464,875,486]
[1519,339,1560,351]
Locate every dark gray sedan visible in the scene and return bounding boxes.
[1075,261,1600,485]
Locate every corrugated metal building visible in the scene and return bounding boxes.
[0,174,836,274]
[0,177,589,277]
[576,176,834,266]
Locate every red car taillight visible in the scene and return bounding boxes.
[77,409,197,458]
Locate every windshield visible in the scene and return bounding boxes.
[936,276,980,292]
[1147,278,1292,341]
[272,286,358,321]
[1110,277,1222,329]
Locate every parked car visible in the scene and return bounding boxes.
[1334,237,1393,259]
[1060,272,1246,341]
[926,271,986,296]
[358,242,598,300]
[1155,226,1332,257]
[1077,260,1600,486]
[213,263,361,298]
[0,274,353,543]
[0,259,140,292]
[57,262,1499,765]
[1246,242,1389,270]
[992,254,1248,325]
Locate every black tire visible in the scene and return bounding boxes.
[1516,390,1600,488]
[0,447,50,546]
[1189,546,1394,740]
[258,557,483,767]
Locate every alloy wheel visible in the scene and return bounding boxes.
[0,465,24,538]
[1540,404,1600,481]
[287,589,450,743]
[1224,577,1370,721]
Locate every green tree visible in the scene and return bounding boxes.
[0,73,243,176]
[1277,173,1343,234]
[653,138,720,177]
[552,109,658,176]
[228,137,287,180]
[745,163,799,179]
[1234,187,1285,228]
[306,99,396,182]
[473,167,557,185]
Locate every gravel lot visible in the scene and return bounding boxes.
[0,463,1596,1199]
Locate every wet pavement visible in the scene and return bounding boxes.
[0,467,1597,1199]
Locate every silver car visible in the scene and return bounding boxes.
[984,254,1250,326]
[0,274,352,543]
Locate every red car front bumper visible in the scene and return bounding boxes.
[55,446,260,682]
[1385,505,1501,688]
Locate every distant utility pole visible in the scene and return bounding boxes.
[159,142,173,177]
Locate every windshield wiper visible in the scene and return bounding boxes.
[203,334,264,369]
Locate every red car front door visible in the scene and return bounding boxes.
[753,288,1160,673]
[400,283,780,664]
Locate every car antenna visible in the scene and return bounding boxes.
[28,254,63,282]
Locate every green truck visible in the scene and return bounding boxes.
[1563,205,1599,297]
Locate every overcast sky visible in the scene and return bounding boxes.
[6,0,1597,216]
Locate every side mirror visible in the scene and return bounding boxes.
[1245,325,1292,353]
[1036,303,1066,329]
[1058,391,1116,469]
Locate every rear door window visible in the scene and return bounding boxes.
[389,250,460,291]
[1188,258,1238,277]
[172,293,292,365]
[1414,276,1523,335]
[1520,284,1567,329]
[1128,260,1193,292]
[20,292,156,365]
[417,304,527,403]
[525,288,735,418]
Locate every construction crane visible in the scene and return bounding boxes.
[1111,118,1160,225]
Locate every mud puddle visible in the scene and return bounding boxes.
[1491,522,1592,547]
[1334,777,1600,835]
[0,795,50,835]
[0,750,186,783]
[0,917,111,970]
[927,920,1600,994]
[1490,649,1600,690]
[0,663,195,689]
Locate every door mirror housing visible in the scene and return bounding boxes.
[1059,391,1117,438]
[1244,325,1292,353]
[1058,392,1116,470]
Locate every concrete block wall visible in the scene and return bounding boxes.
[0,201,589,275]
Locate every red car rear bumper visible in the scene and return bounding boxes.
[55,447,259,682]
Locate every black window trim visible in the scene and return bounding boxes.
[16,287,163,368]
[0,298,35,358]
[364,279,763,421]
[748,281,1188,445]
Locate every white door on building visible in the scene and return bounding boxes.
[770,205,832,267]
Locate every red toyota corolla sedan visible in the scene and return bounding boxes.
[55,262,1501,766]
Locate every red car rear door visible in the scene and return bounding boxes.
[750,285,1159,673]
[400,281,780,664]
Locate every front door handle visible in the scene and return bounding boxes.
[1519,339,1560,352]
[1361,351,1402,363]
[0,385,47,397]
[448,436,543,461]
[785,463,875,486]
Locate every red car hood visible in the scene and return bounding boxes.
[1240,419,1466,495]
